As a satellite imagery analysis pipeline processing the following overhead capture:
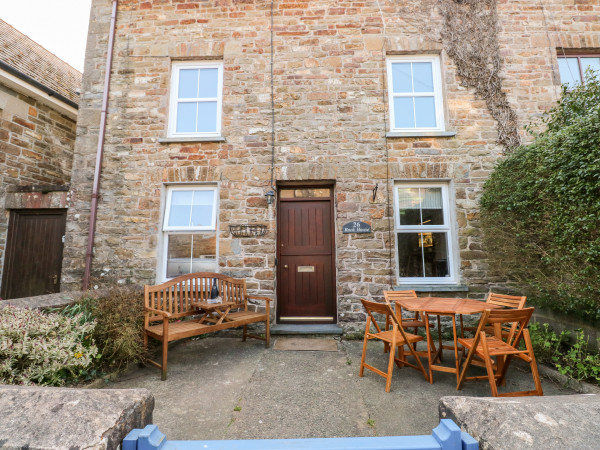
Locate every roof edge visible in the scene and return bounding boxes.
[0,58,79,110]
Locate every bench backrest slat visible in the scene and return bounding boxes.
[145,272,247,315]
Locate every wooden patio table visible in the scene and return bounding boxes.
[394,297,503,384]
[191,300,238,325]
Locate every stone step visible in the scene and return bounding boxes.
[270,324,343,335]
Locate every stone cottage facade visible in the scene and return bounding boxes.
[0,20,80,299]
[63,0,600,328]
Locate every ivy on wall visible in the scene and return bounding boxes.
[392,0,521,152]
[438,0,521,152]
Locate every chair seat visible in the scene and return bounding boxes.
[458,336,527,357]
[146,320,209,338]
[226,310,267,321]
[369,330,423,345]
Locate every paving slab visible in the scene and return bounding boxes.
[106,336,576,441]
[224,342,371,440]
[107,336,264,440]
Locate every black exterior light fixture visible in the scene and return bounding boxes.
[265,190,275,205]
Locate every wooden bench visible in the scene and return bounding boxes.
[143,272,271,380]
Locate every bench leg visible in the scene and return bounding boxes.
[161,318,169,381]
[265,319,270,348]
[161,338,168,381]
[242,325,247,342]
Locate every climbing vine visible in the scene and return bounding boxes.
[389,0,521,152]
[438,0,521,152]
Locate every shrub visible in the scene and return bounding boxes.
[529,322,600,385]
[0,305,98,386]
[480,70,600,321]
[61,285,147,373]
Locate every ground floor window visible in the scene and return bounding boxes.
[394,182,455,283]
[162,186,217,280]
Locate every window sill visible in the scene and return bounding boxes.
[386,131,456,138]
[393,284,469,293]
[158,136,226,143]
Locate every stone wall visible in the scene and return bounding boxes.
[63,0,600,328]
[0,84,76,291]
[0,385,153,449]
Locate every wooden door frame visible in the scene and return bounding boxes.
[275,181,337,324]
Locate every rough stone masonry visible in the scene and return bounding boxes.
[62,0,600,329]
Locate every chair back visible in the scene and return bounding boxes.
[477,307,534,348]
[383,290,417,305]
[487,292,527,309]
[361,299,394,332]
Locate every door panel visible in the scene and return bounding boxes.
[279,255,333,317]
[280,201,331,256]
[1,209,67,300]
[277,196,335,323]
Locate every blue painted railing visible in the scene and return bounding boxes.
[123,419,478,450]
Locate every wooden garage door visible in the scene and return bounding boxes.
[1,209,67,300]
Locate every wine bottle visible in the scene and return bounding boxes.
[210,278,219,301]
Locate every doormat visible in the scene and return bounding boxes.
[273,338,338,352]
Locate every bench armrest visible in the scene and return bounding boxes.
[247,295,273,303]
[145,307,173,318]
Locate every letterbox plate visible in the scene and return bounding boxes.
[298,266,315,273]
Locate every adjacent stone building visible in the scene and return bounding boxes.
[0,20,81,299]
[63,0,600,329]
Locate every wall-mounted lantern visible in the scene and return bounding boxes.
[265,190,275,205]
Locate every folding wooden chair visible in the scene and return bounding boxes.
[359,299,429,392]
[456,307,543,397]
[460,292,527,337]
[384,290,424,334]
[384,290,441,357]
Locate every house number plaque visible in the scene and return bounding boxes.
[342,221,372,234]
[298,266,315,273]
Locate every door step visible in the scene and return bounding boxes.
[271,324,343,335]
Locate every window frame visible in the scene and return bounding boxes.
[393,181,456,285]
[167,61,224,138]
[387,55,446,133]
[163,185,218,232]
[557,53,600,89]
[160,185,219,282]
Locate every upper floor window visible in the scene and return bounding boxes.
[387,56,445,132]
[162,186,218,280]
[168,62,223,137]
[558,55,600,89]
[394,182,455,284]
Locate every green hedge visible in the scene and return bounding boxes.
[481,71,600,321]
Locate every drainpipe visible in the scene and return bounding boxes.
[83,0,118,291]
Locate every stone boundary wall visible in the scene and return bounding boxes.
[4,290,86,309]
[439,394,600,450]
[0,385,154,450]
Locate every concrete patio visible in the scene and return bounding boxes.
[105,336,576,441]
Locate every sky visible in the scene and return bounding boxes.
[1,0,93,72]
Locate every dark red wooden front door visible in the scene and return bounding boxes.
[1,209,67,300]
[277,191,336,323]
